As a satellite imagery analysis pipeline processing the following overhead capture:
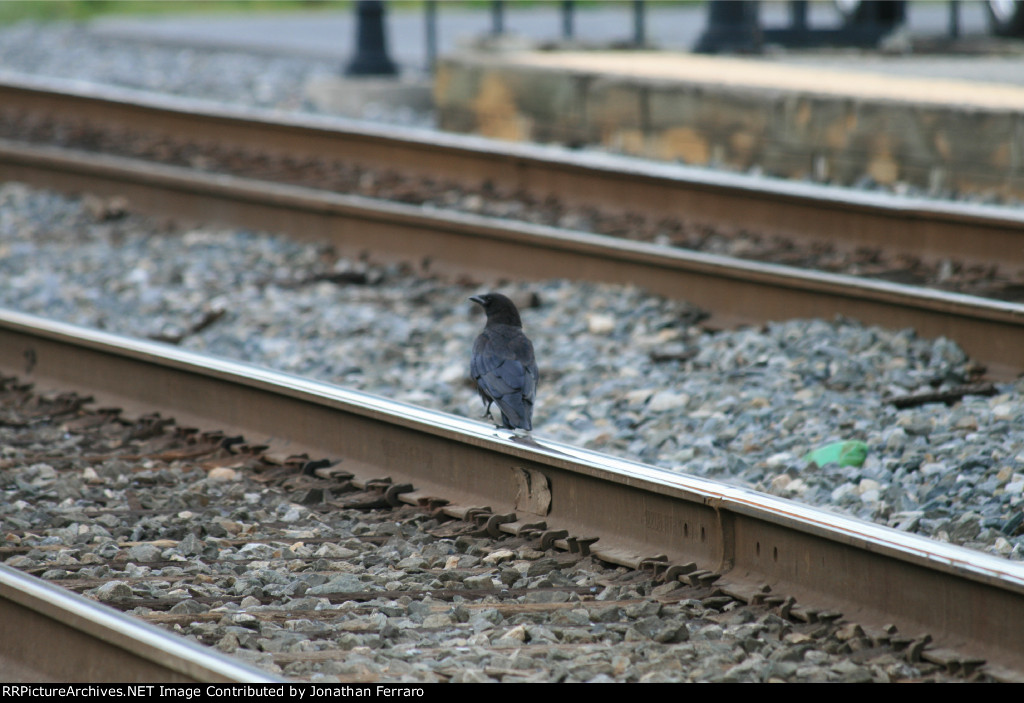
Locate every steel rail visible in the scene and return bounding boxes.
[1,138,1022,378]
[1,71,1023,271]
[0,563,280,682]
[1,308,1022,680]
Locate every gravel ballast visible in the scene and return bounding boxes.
[0,20,1020,559]
[0,379,988,682]
[0,181,1022,565]
[0,19,1020,683]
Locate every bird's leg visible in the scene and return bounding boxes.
[480,399,493,419]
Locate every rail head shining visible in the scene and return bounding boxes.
[0,563,280,682]
[4,307,1023,592]
[3,69,1024,232]
[3,133,1024,380]
[4,307,1024,676]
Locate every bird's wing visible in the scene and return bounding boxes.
[472,329,534,386]
[471,328,537,429]
[471,346,527,397]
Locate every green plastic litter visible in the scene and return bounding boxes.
[804,440,868,468]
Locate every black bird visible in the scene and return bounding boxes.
[469,293,538,431]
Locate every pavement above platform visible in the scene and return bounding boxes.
[86,2,1024,84]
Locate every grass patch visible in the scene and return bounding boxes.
[0,1,701,27]
[0,1,357,26]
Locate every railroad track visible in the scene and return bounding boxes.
[0,308,1022,681]
[0,73,1022,377]
[0,563,277,682]
[3,70,1024,274]
[1,72,1023,681]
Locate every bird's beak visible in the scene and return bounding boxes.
[469,295,486,306]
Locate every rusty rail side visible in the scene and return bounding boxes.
[1,73,1024,270]
[0,563,278,682]
[0,309,1022,679]
[1,139,1022,378]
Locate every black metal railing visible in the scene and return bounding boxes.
[344,1,987,75]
